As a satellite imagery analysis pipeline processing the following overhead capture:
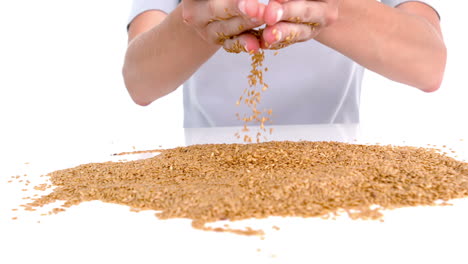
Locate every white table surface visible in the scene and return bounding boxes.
[1,123,467,264]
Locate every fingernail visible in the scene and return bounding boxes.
[238,1,247,15]
[271,28,276,42]
[275,8,283,23]
[274,30,282,42]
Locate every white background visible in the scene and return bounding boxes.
[0,1,467,152]
[0,1,468,263]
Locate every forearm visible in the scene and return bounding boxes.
[123,6,220,106]
[316,0,446,92]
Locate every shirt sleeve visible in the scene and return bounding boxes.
[128,0,179,26]
[381,0,440,18]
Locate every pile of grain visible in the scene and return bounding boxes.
[23,141,468,235]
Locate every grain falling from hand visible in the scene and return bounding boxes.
[236,49,273,143]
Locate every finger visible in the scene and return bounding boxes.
[256,3,266,21]
[238,0,262,18]
[223,33,261,53]
[182,0,260,27]
[261,22,319,49]
[264,0,284,26]
[223,1,266,23]
[207,15,264,44]
[264,0,327,26]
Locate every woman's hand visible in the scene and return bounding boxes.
[182,0,266,52]
[261,0,341,49]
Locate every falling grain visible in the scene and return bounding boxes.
[236,46,272,142]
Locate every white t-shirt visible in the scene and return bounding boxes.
[128,0,439,128]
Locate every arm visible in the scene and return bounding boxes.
[317,0,446,92]
[123,1,265,106]
[123,6,219,106]
[261,0,446,92]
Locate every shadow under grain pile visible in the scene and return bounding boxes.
[25,141,468,235]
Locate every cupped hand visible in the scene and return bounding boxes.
[261,0,341,49]
[182,0,266,53]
